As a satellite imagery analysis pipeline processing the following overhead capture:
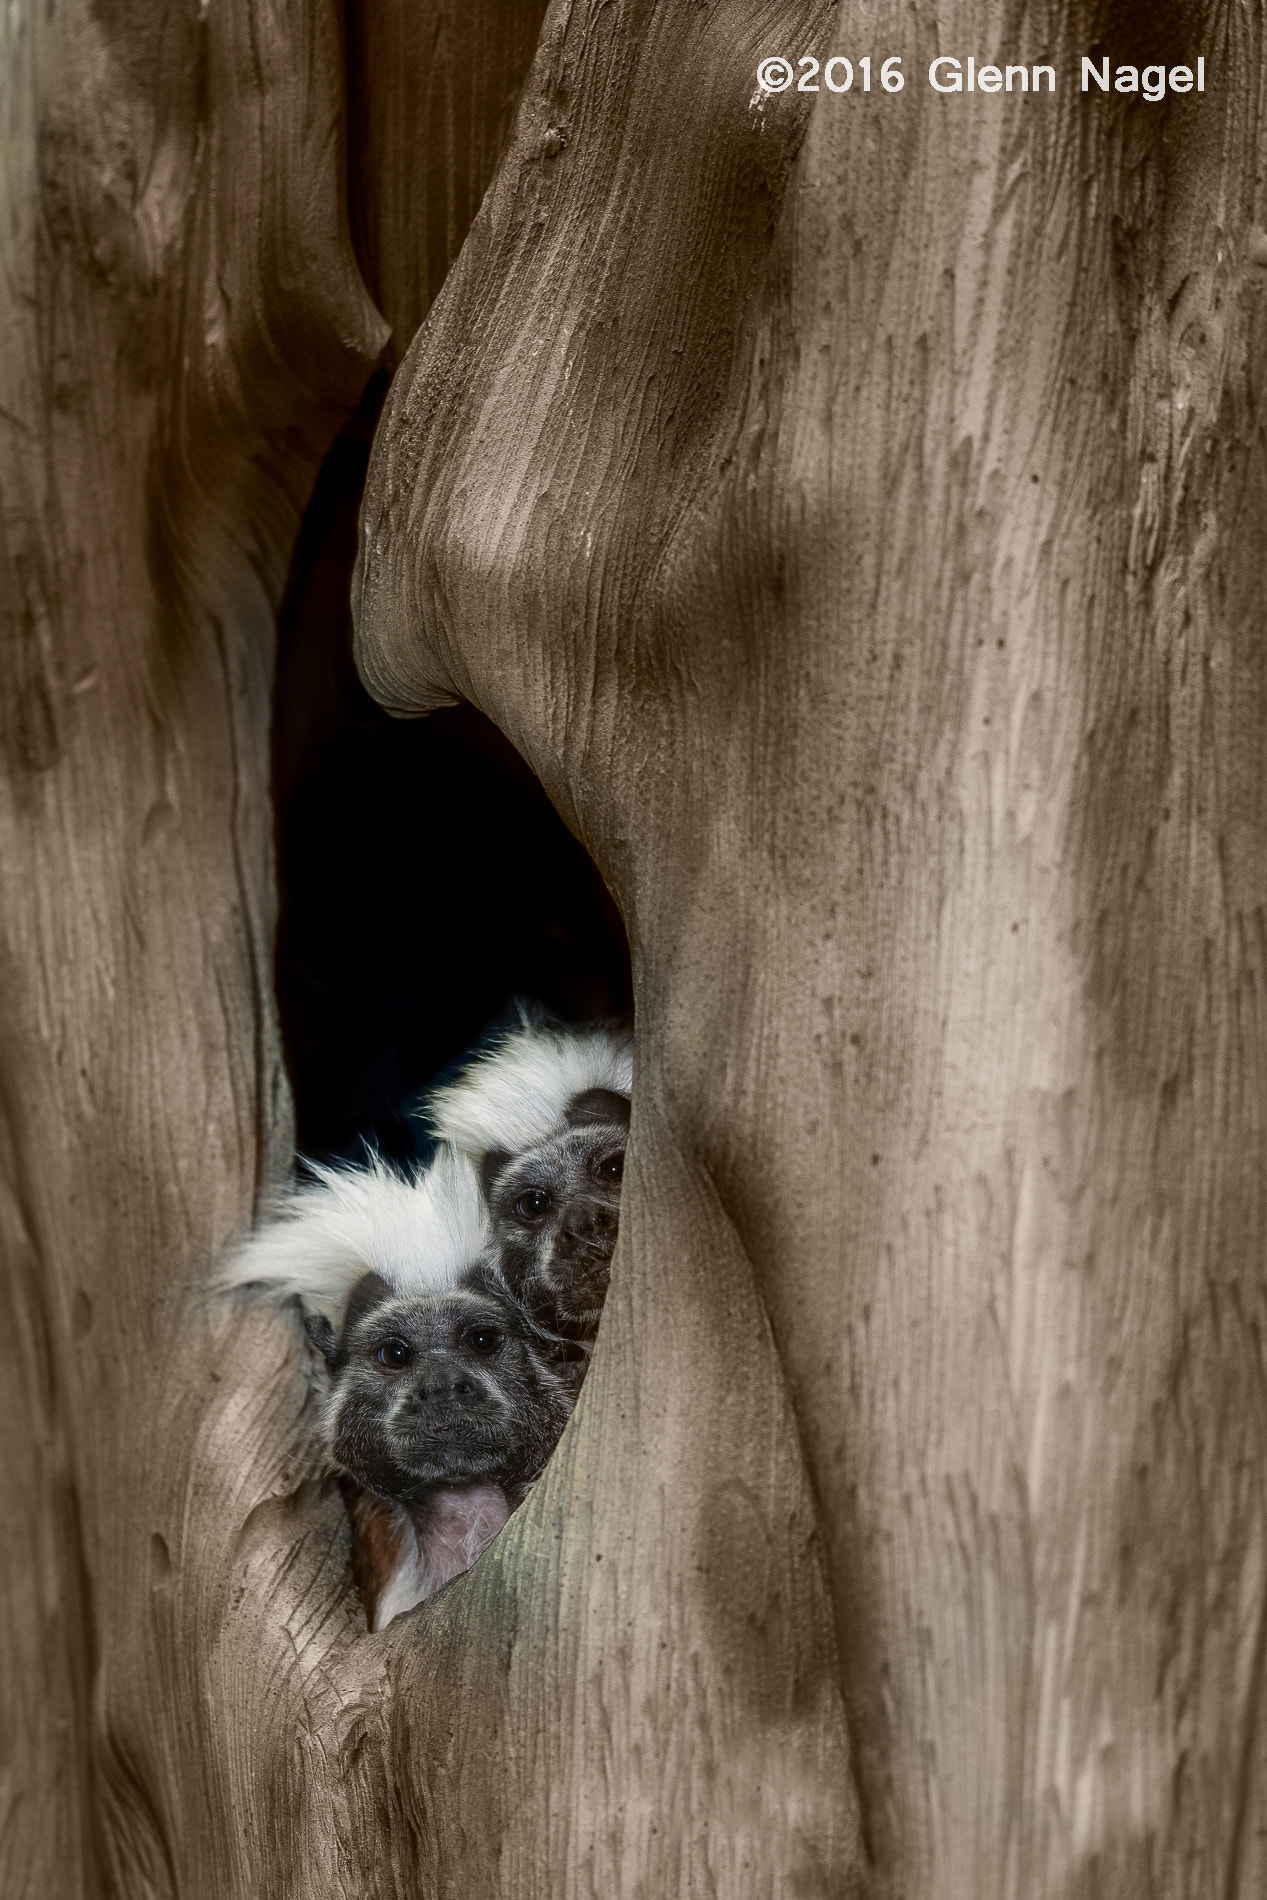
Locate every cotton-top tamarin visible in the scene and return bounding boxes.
[423,1018,632,1344]
[216,1145,577,1627]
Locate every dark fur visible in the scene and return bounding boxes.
[482,1089,630,1342]
[306,1267,580,1504]
[308,1265,582,1627]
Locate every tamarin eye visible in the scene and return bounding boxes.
[513,1188,553,1222]
[595,1151,624,1185]
[463,1325,503,1354]
[376,1338,413,1369]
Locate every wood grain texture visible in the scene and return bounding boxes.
[356,0,1267,1893]
[0,0,385,1892]
[9,0,1267,1894]
[348,0,551,359]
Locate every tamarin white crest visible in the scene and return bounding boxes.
[423,1015,633,1343]
[217,1143,578,1628]
[216,1017,632,1627]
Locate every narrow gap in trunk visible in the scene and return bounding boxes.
[272,376,632,1165]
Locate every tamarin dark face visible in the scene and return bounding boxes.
[481,1088,629,1341]
[306,1268,579,1503]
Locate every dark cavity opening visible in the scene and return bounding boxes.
[272,379,632,1165]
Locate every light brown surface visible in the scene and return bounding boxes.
[357,0,1267,1892]
[348,0,551,360]
[0,0,388,1884]
[4,0,1266,1894]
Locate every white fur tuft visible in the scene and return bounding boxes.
[213,1144,489,1320]
[423,1019,632,1160]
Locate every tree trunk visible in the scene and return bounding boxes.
[356,0,1267,1893]
[5,0,1266,1896]
[0,0,390,1888]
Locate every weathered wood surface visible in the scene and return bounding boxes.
[4,0,1267,1894]
[356,0,1267,1893]
[0,0,387,1889]
[348,0,551,362]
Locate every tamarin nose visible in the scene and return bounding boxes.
[564,1208,616,1245]
[412,1372,475,1404]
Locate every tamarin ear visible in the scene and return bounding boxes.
[480,1149,513,1200]
[565,1088,630,1130]
[304,1310,339,1372]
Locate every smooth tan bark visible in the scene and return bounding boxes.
[348,0,551,361]
[0,0,387,1890]
[7,0,1267,1895]
[356,1,1267,1893]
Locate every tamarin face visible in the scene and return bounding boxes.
[481,1088,629,1341]
[306,1268,579,1502]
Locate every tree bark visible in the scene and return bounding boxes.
[356,0,1267,1893]
[0,0,388,1891]
[7,0,1267,1895]
[347,0,551,362]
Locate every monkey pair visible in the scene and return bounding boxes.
[218,1017,631,1627]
